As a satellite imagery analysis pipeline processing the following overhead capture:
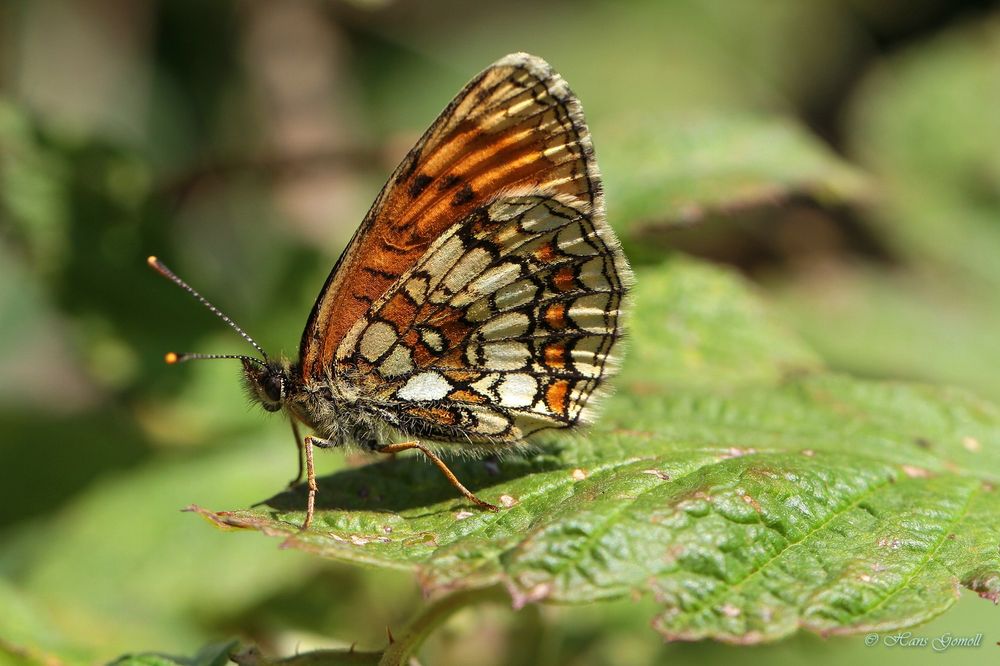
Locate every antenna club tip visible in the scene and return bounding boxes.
[164,352,179,364]
[147,255,158,267]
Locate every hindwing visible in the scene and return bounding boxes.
[335,193,631,442]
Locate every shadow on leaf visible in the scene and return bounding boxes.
[256,445,565,514]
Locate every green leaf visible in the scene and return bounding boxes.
[108,641,240,666]
[186,259,1000,643]
[773,265,1000,403]
[0,437,325,662]
[0,98,72,274]
[616,257,820,393]
[361,2,860,132]
[600,114,871,239]
[847,17,1000,283]
[0,578,89,666]
[777,17,1000,403]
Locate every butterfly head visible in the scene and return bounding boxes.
[241,358,293,413]
[148,256,295,412]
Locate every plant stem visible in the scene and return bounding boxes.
[233,585,508,666]
[232,645,381,666]
[378,585,508,666]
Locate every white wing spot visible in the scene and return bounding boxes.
[420,328,445,353]
[379,345,414,378]
[569,293,611,333]
[520,203,568,232]
[494,279,538,311]
[423,235,465,291]
[498,373,538,408]
[488,198,538,222]
[404,276,428,302]
[468,262,521,297]
[471,373,500,399]
[360,321,397,361]
[481,341,531,370]
[474,409,510,435]
[397,372,452,401]
[478,312,530,340]
[443,247,493,294]
[557,222,597,255]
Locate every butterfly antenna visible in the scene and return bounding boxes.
[163,351,267,368]
[147,256,269,363]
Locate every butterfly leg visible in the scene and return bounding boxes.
[301,434,338,530]
[288,419,305,488]
[377,441,500,512]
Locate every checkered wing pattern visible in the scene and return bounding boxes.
[336,192,631,441]
[300,53,604,382]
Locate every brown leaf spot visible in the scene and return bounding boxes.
[742,494,762,513]
[642,469,671,481]
[720,604,741,618]
[509,581,553,609]
[902,465,930,478]
[963,436,982,453]
[720,447,756,459]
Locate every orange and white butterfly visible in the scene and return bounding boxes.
[149,53,633,528]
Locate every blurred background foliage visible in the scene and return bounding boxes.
[1,0,999,664]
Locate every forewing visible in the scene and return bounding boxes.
[300,53,602,381]
[336,194,632,442]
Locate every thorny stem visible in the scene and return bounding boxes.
[232,645,380,666]
[378,586,508,666]
[231,586,509,666]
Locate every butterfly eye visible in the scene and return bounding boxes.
[263,374,284,403]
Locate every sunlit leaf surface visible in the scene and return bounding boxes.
[193,260,1000,643]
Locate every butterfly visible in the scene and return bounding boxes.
[149,53,632,528]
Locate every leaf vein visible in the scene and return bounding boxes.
[667,472,898,625]
[849,483,979,622]
[540,455,717,584]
